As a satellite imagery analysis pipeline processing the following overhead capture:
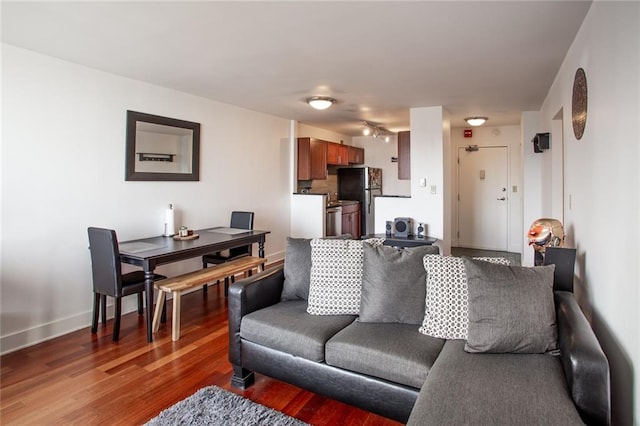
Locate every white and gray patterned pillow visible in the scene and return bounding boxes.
[307,238,385,315]
[419,255,510,339]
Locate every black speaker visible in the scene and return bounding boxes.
[532,132,550,153]
[543,247,576,292]
[417,223,425,238]
[394,218,412,238]
[385,221,393,237]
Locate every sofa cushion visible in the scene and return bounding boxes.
[360,244,439,324]
[419,255,510,340]
[325,321,445,389]
[307,238,384,315]
[463,257,558,354]
[282,235,353,301]
[240,300,356,362]
[406,340,583,425]
[282,237,313,300]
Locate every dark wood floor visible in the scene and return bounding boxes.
[0,284,401,426]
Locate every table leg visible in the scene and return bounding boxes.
[144,269,155,343]
[258,238,265,258]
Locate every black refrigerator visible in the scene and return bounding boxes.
[337,167,383,236]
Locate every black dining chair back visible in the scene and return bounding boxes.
[228,211,255,258]
[202,211,255,294]
[88,227,165,341]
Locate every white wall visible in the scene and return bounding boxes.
[375,106,451,254]
[1,45,292,353]
[351,135,411,196]
[534,2,640,422]
[521,111,543,265]
[450,125,523,254]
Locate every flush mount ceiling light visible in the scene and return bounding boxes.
[306,96,336,110]
[465,117,488,126]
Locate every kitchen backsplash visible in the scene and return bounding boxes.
[297,173,338,202]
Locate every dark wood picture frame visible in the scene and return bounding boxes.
[125,110,200,181]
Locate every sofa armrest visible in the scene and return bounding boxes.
[555,291,610,426]
[227,265,284,367]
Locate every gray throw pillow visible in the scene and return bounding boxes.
[360,244,440,324]
[462,257,558,354]
[282,237,312,300]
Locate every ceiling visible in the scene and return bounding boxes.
[1,1,592,136]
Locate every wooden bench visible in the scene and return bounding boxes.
[152,256,267,341]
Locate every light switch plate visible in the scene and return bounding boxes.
[419,178,427,187]
[430,185,437,194]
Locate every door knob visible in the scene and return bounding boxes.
[497,197,506,201]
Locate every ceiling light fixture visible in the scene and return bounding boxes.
[363,121,394,141]
[306,96,336,110]
[465,117,488,126]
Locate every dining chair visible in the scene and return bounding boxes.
[201,211,255,295]
[88,227,166,341]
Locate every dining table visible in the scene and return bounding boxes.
[118,227,270,342]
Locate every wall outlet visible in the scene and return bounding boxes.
[430,185,437,194]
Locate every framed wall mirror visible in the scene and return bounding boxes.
[125,110,200,181]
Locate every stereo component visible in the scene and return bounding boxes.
[385,221,393,237]
[393,218,413,238]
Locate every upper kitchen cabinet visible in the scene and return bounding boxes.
[327,142,349,166]
[298,137,327,180]
[348,146,365,164]
[398,131,411,180]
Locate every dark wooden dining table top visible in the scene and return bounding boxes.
[118,227,270,342]
[119,227,270,268]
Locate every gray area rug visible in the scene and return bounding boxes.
[145,386,310,426]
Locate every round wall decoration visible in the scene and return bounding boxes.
[572,67,588,140]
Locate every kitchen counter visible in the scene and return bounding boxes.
[374,194,411,198]
[326,200,359,208]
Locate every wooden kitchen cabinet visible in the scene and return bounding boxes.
[327,142,349,165]
[298,137,327,180]
[398,131,411,180]
[348,146,365,164]
[341,203,361,239]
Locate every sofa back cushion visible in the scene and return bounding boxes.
[419,255,510,340]
[307,238,384,315]
[282,235,353,301]
[360,244,439,324]
[463,257,558,354]
[282,237,313,300]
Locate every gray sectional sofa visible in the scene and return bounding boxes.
[228,238,610,425]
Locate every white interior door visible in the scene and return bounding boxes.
[457,146,508,251]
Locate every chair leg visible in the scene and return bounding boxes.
[112,297,122,342]
[224,277,230,297]
[137,293,144,315]
[101,295,107,325]
[91,293,101,333]
[202,261,209,293]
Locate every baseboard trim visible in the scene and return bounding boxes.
[0,254,285,355]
